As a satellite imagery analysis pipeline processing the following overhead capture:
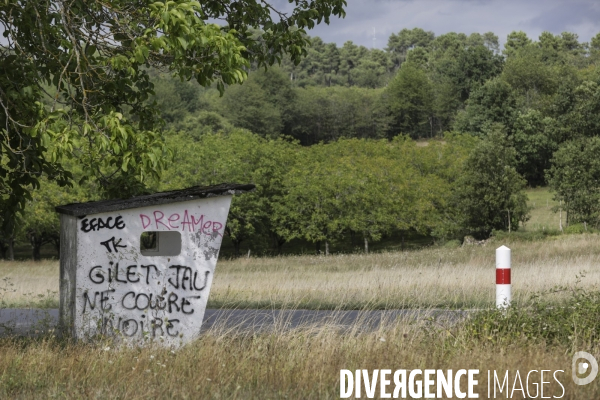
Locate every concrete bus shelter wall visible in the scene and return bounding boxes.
[59,194,233,347]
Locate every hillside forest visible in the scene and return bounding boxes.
[3,28,600,259]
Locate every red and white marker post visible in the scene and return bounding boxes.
[496,245,511,308]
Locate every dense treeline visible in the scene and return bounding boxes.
[4,28,600,259]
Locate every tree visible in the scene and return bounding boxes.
[503,31,532,57]
[289,86,385,144]
[453,45,504,103]
[150,73,207,125]
[538,31,563,64]
[380,63,433,138]
[247,67,298,137]
[160,129,296,256]
[482,32,500,53]
[282,36,342,87]
[554,80,600,139]
[453,77,518,136]
[0,0,347,222]
[350,49,390,88]
[338,41,369,86]
[501,45,558,108]
[424,33,502,133]
[395,133,477,240]
[326,140,403,253]
[274,139,407,254]
[590,33,600,65]
[455,126,529,238]
[387,28,434,70]
[175,111,234,139]
[20,178,96,260]
[0,199,18,260]
[218,79,283,138]
[512,110,558,186]
[273,144,345,253]
[547,137,600,227]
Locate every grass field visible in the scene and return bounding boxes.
[2,233,600,310]
[1,307,599,398]
[522,187,561,232]
[2,187,600,398]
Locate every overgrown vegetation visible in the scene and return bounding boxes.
[1,276,599,398]
[4,26,600,259]
[467,273,600,348]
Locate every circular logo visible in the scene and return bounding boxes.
[572,351,599,386]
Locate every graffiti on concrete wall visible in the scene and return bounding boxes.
[74,197,232,347]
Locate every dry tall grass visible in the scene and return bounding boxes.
[2,235,600,398]
[0,317,597,399]
[2,234,600,309]
[210,234,600,309]
[0,261,58,308]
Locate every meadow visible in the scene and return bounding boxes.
[1,319,598,399]
[2,233,600,310]
[1,188,600,398]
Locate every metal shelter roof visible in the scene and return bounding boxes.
[55,183,255,217]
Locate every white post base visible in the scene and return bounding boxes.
[496,284,511,309]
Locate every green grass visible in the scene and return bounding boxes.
[523,187,561,232]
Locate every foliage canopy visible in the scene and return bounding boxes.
[0,0,346,224]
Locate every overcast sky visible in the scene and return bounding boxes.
[282,0,600,49]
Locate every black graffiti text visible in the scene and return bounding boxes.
[102,316,180,338]
[121,291,201,314]
[83,289,116,313]
[99,236,127,253]
[167,266,210,291]
[88,263,157,285]
[81,215,125,232]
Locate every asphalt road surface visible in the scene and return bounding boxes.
[0,308,472,337]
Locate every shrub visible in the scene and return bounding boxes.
[464,274,600,348]
[443,239,461,249]
[490,229,561,242]
[564,223,586,234]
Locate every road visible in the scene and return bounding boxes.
[0,308,471,337]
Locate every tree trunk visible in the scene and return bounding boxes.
[54,237,60,259]
[325,241,329,256]
[364,237,369,254]
[33,244,41,261]
[48,234,60,259]
[7,237,14,261]
[233,239,242,258]
[559,201,563,232]
[271,234,286,255]
[277,238,285,255]
[30,235,43,261]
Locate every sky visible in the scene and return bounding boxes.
[275,0,600,49]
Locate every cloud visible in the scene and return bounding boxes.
[297,0,600,48]
[526,2,600,37]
